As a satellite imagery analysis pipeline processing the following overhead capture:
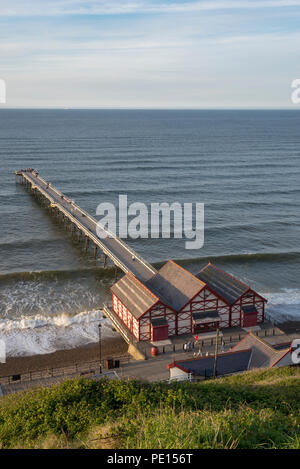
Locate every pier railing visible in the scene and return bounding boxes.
[37,173,155,275]
[15,169,156,281]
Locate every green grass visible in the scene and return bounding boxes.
[0,366,299,449]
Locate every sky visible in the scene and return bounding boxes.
[0,0,300,108]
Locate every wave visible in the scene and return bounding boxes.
[0,309,118,357]
[0,250,299,283]
[265,289,300,323]
[0,266,116,283]
[0,290,299,357]
[170,251,300,268]
[0,250,299,357]
[0,238,66,251]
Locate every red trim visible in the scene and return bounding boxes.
[271,350,290,367]
[110,271,158,300]
[167,362,190,373]
[204,284,231,306]
[239,288,268,304]
[197,263,268,304]
[198,262,249,289]
[179,285,206,312]
[168,348,252,372]
[231,330,252,350]
[139,299,177,321]
[125,271,159,300]
[168,260,206,286]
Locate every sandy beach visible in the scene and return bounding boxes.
[0,336,128,378]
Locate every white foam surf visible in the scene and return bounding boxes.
[1,289,299,357]
[0,309,119,357]
[264,288,300,322]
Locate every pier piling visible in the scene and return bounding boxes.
[15,169,156,283]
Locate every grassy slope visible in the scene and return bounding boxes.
[0,366,299,449]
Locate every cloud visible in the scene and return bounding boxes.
[1,0,299,108]
[1,0,300,17]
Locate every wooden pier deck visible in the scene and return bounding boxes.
[15,169,156,283]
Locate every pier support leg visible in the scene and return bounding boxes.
[103,254,107,268]
[94,245,97,259]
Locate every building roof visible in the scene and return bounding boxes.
[168,349,252,377]
[232,332,290,368]
[111,273,158,320]
[145,260,205,312]
[196,263,249,305]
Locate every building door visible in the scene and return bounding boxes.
[151,324,169,341]
[242,313,257,328]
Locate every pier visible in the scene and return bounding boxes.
[15,169,156,283]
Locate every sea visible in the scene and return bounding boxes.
[0,109,300,356]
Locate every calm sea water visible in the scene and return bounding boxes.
[0,109,300,355]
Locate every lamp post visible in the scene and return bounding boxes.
[213,327,220,379]
[98,323,102,374]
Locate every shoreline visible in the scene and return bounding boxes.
[0,319,299,379]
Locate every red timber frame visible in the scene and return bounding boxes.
[178,285,231,333]
[111,267,267,341]
[112,293,140,340]
[230,289,266,328]
[111,292,177,342]
[139,301,176,341]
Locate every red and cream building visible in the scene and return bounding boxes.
[110,261,267,342]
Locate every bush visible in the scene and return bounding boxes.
[0,366,299,448]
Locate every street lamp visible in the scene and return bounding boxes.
[213,327,220,379]
[98,323,102,374]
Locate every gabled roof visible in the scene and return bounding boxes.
[111,273,158,320]
[145,260,205,312]
[232,332,290,368]
[168,349,252,377]
[196,263,250,305]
